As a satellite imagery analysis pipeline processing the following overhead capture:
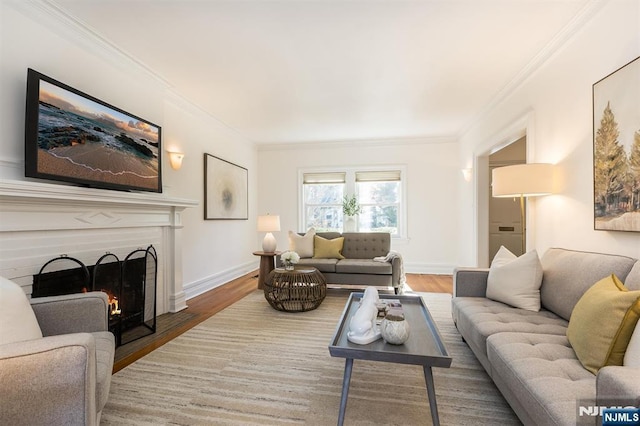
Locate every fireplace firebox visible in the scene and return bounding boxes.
[33,246,157,347]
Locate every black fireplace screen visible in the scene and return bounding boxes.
[33,245,157,347]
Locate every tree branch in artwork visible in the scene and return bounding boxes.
[629,131,640,212]
[594,102,628,216]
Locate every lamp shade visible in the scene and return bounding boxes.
[257,215,280,232]
[492,163,555,198]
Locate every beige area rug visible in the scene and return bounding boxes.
[101,290,521,425]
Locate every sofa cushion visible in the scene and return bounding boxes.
[340,232,390,259]
[540,248,637,321]
[567,274,640,374]
[313,235,345,259]
[452,297,568,361]
[335,259,392,275]
[94,331,115,411]
[297,258,338,273]
[288,228,315,258]
[486,247,543,312]
[624,321,640,367]
[625,261,640,290]
[0,276,43,345]
[487,332,595,426]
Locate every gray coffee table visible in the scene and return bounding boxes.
[328,292,452,426]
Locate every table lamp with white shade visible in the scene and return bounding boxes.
[257,214,280,252]
[492,163,555,254]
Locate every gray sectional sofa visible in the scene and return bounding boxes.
[293,232,404,293]
[453,248,640,426]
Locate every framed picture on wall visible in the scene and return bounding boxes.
[593,56,640,232]
[204,153,248,220]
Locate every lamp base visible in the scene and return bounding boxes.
[262,232,277,253]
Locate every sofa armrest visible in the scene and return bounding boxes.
[391,257,401,287]
[0,333,97,425]
[31,292,109,336]
[453,267,489,297]
[596,366,640,407]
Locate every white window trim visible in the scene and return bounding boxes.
[298,165,408,239]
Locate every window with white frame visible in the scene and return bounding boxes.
[301,167,405,237]
[302,172,345,232]
[356,170,401,235]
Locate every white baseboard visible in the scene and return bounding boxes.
[183,260,256,301]
[183,260,454,301]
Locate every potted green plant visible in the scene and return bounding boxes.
[342,195,362,216]
[342,195,361,232]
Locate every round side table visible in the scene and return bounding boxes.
[263,266,327,312]
[253,251,281,289]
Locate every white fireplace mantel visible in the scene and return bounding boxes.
[0,179,199,314]
[0,179,197,211]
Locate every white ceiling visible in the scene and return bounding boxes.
[52,0,591,145]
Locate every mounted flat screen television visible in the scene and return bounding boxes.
[25,68,162,193]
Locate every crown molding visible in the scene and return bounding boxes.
[460,0,607,139]
[17,0,172,88]
[257,135,458,152]
[16,0,258,146]
[163,91,259,146]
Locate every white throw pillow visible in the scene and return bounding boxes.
[624,321,640,367]
[288,228,316,258]
[486,246,543,311]
[0,276,43,345]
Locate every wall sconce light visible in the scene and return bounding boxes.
[168,152,184,170]
[462,168,472,182]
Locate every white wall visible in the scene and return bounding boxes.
[458,0,640,266]
[3,0,636,290]
[257,139,460,273]
[0,2,258,299]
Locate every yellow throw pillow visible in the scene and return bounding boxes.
[567,274,640,374]
[313,235,345,259]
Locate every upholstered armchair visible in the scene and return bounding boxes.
[0,277,115,426]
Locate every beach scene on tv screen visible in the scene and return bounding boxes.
[36,80,159,191]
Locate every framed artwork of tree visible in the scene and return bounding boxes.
[593,56,640,232]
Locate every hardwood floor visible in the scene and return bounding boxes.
[407,273,453,294]
[113,272,453,373]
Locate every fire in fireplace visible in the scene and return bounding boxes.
[33,246,157,347]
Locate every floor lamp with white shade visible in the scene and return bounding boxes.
[492,163,556,254]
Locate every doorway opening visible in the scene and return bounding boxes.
[488,137,527,260]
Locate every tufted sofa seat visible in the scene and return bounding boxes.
[487,332,596,426]
[452,248,640,426]
[294,232,403,293]
[452,297,568,373]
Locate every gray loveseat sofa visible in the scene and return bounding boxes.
[294,232,404,293]
[452,248,640,426]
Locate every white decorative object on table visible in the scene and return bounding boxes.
[281,250,300,271]
[347,286,382,344]
[381,309,410,345]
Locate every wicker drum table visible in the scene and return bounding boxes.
[263,267,327,312]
